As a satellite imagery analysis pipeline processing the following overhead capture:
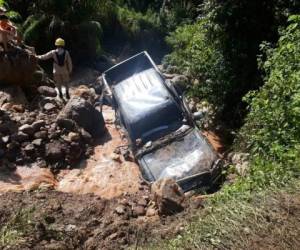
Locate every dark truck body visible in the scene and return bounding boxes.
[102,51,221,191]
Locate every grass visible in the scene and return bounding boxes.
[0,207,35,246]
[142,179,300,249]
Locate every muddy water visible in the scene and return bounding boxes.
[0,106,142,199]
[56,106,141,199]
[0,166,56,193]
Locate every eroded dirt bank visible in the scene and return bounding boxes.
[1,183,300,250]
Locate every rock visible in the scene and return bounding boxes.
[7,141,20,150]
[171,75,189,93]
[12,132,29,142]
[72,85,97,103]
[48,131,61,140]
[57,118,76,131]
[0,46,37,86]
[132,206,146,217]
[65,224,77,232]
[32,120,46,131]
[108,233,118,241]
[67,132,80,142]
[111,153,121,163]
[146,207,158,217]
[230,152,250,164]
[1,102,13,111]
[24,144,35,154]
[0,86,28,107]
[38,86,57,98]
[44,103,56,112]
[11,104,25,113]
[45,141,65,162]
[66,142,82,164]
[229,152,250,176]
[34,131,48,139]
[151,179,185,216]
[22,117,35,125]
[57,96,105,137]
[2,135,10,144]
[32,139,43,147]
[115,205,126,215]
[80,129,92,143]
[137,198,148,207]
[19,124,35,135]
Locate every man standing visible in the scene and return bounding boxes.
[37,38,73,99]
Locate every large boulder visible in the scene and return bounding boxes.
[56,96,105,137]
[151,178,185,216]
[0,47,37,86]
[0,86,28,110]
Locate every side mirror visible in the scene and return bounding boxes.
[193,111,204,121]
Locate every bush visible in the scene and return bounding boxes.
[165,19,232,113]
[238,15,300,161]
[6,0,114,62]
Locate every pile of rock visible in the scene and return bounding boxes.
[0,45,37,86]
[0,85,105,171]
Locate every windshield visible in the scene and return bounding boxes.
[140,129,217,182]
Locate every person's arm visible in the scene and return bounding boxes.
[66,51,73,74]
[37,50,54,60]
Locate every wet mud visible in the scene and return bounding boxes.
[0,106,141,199]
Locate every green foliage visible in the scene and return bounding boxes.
[16,0,112,61]
[23,15,50,46]
[116,7,160,39]
[239,16,300,162]
[165,19,232,111]
[148,180,300,250]
[165,0,300,127]
[0,0,5,7]
[6,11,22,23]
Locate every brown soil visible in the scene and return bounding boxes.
[0,188,194,250]
[1,185,300,250]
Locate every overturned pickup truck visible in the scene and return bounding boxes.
[102,52,221,191]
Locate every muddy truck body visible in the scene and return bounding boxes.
[102,51,221,191]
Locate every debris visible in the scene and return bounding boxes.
[38,86,57,98]
[44,103,57,112]
[0,45,37,85]
[32,120,46,131]
[12,131,29,142]
[45,141,65,163]
[32,139,43,147]
[19,124,35,135]
[34,131,48,139]
[2,135,10,144]
[229,152,250,176]
[115,205,126,215]
[132,205,146,217]
[24,144,35,154]
[151,179,185,216]
[57,96,105,137]
[66,132,80,142]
